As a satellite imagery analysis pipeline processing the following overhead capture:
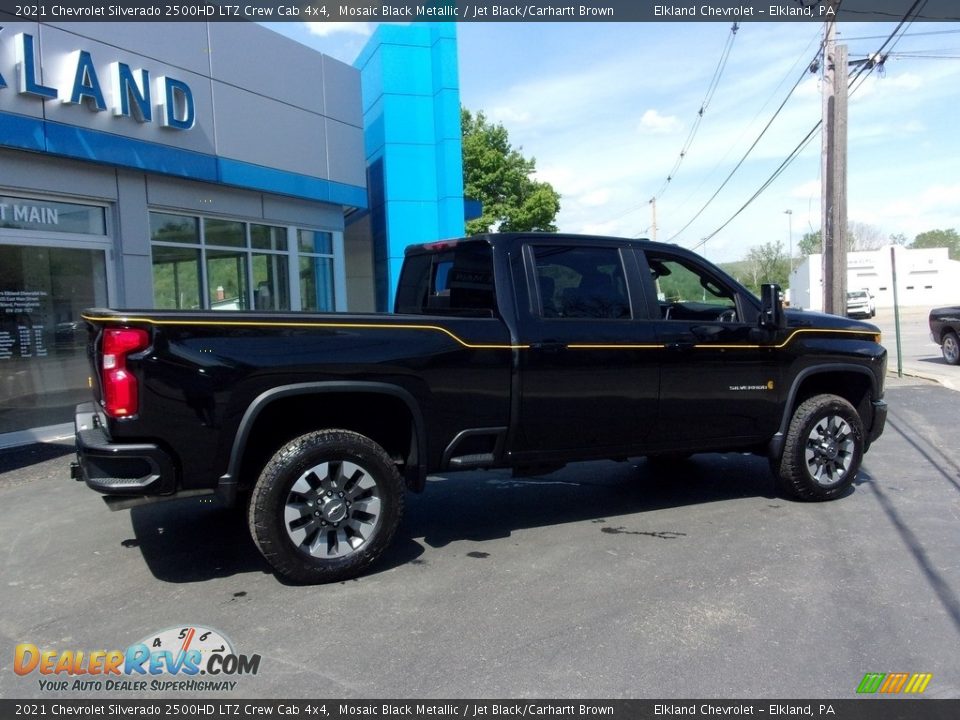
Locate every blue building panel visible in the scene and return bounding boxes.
[382,94,437,146]
[354,22,466,311]
[44,121,218,181]
[0,115,366,207]
[384,145,439,202]
[0,112,46,152]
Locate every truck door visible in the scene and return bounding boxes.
[637,248,782,447]
[512,241,660,459]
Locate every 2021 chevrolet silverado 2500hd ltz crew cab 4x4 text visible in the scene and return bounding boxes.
[72,234,887,583]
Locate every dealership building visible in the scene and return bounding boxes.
[0,20,465,446]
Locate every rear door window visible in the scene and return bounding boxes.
[532,246,631,320]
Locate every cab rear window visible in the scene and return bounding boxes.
[395,243,497,317]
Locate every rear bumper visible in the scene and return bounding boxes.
[72,403,177,497]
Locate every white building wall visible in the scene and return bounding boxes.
[790,246,960,311]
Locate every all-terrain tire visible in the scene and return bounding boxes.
[248,429,405,584]
[774,394,863,502]
[941,331,960,365]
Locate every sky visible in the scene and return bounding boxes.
[266,19,960,264]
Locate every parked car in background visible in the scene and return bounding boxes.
[846,289,876,319]
[929,306,960,365]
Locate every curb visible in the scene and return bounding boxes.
[886,366,957,391]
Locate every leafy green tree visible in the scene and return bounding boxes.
[461,108,561,235]
[743,240,789,295]
[911,228,960,260]
[799,223,890,255]
[799,230,821,256]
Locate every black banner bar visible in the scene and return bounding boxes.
[0,1,959,23]
[1,700,959,720]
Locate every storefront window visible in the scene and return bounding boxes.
[152,245,201,309]
[0,246,107,434]
[298,230,333,255]
[205,218,245,248]
[0,195,106,235]
[300,256,335,312]
[251,224,287,252]
[150,213,337,313]
[252,253,289,310]
[207,248,249,310]
[150,213,199,245]
[298,230,336,312]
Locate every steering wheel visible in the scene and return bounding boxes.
[717,308,737,323]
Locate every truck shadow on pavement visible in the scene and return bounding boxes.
[398,454,782,553]
[127,453,783,584]
[0,441,74,474]
[128,500,273,583]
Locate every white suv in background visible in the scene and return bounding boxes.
[846,289,876,319]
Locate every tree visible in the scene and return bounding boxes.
[743,240,790,294]
[798,230,821,256]
[461,108,561,235]
[847,222,887,251]
[911,228,960,260]
[798,223,891,255]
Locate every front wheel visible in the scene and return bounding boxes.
[773,394,863,501]
[248,429,405,583]
[941,331,960,365]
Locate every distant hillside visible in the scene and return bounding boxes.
[718,260,751,286]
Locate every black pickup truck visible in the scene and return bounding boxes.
[73,233,887,583]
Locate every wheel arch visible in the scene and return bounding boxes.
[769,365,878,462]
[216,382,427,505]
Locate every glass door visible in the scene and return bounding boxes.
[0,245,108,434]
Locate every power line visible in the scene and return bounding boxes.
[663,25,823,227]
[840,28,960,41]
[688,2,930,251]
[847,0,928,92]
[663,37,826,244]
[689,122,821,252]
[601,24,742,229]
[652,22,740,201]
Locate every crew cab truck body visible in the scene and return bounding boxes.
[73,234,887,583]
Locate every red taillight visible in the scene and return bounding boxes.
[101,328,149,418]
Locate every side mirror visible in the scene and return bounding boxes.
[759,283,786,330]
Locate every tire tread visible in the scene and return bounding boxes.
[776,394,863,502]
[248,429,405,584]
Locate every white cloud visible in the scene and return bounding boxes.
[304,22,373,37]
[789,180,820,200]
[638,109,681,135]
[489,106,532,125]
[578,188,613,208]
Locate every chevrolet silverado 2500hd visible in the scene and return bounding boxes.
[73,233,887,583]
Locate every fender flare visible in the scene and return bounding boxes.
[768,364,880,462]
[216,381,427,505]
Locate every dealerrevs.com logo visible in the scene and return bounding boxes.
[856,672,933,694]
[14,626,261,693]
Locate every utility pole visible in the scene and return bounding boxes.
[821,21,848,315]
[649,197,657,241]
[784,209,793,275]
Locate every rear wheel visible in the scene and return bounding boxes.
[942,331,960,365]
[249,429,404,583]
[774,394,863,501]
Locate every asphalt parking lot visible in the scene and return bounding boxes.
[1,371,958,700]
